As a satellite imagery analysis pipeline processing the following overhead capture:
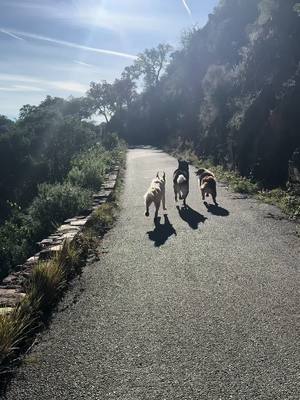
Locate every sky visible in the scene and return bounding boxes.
[0,0,218,119]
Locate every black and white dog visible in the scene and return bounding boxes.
[173,160,189,205]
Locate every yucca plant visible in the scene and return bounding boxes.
[55,240,82,279]
[27,260,66,314]
[0,306,35,364]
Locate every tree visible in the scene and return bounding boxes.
[87,81,115,123]
[124,44,173,89]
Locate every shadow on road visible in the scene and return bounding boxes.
[176,205,207,229]
[204,202,229,216]
[147,214,177,247]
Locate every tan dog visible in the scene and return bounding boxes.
[144,172,166,218]
[195,168,218,205]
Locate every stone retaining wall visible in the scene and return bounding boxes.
[288,150,300,194]
[0,166,119,314]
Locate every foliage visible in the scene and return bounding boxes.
[26,260,66,314]
[0,96,96,222]
[257,189,300,219]
[0,212,35,280]
[68,145,111,191]
[29,182,92,237]
[125,44,173,89]
[0,306,35,364]
[0,123,123,279]
[87,203,116,235]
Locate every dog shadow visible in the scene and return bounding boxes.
[176,205,207,229]
[147,214,177,247]
[204,201,229,216]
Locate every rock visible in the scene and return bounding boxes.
[70,219,88,226]
[37,238,55,248]
[57,224,80,233]
[0,307,14,315]
[26,255,40,265]
[61,231,77,240]
[64,217,80,223]
[1,274,22,288]
[288,148,300,194]
[39,244,63,260]
[0,288,26,307]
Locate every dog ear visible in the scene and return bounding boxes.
[156,172,159,178]
[163,172,166,180]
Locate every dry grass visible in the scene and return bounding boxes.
[0,306,35,364]
[55,240,82,279]
[26,260,66,314]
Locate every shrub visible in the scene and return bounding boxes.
[27,260,66,314]
[87,203,116,235]
[0,306,34,364]
[257,189,300,219]
[55,240,82,279]
[29,182,92,237]
[68,144,112,191]
[0,212,35,280]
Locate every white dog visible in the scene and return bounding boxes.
[144,172,166,218]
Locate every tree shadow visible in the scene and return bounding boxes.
[204,201,230,216]
[147,214,177,247]
[176,205,207,229]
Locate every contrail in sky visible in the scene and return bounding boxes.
[181,0,192,17]
[1,29,137,60]
[73,60,94,67]
[0,29,25,41]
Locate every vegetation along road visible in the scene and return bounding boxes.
[5,148,299,399]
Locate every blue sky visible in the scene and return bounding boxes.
[0,0,218,119]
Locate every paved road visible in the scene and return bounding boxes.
[4,149,299,399]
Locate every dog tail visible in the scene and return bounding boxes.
[177,174,187,185]
[201,177,216,190]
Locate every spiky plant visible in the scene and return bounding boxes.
[27,260,66,314]
[0,306,35,364]
[55,240,82,279]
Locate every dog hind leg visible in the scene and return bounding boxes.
[162,192,166,211]
[201,188,205,201]
[154,200,160,219]
[173,183,178,202]
[212,191,218,206]
[145,197,152,217]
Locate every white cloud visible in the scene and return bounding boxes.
[51,81,86,93]
[1,0,182,34]
[0,29,25,41]
[0,84,43,92]
[5,29,137,60]
[181,0,192,16]
[73,60,94,67]
[0,73,87,93]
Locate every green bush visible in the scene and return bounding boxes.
[0,212,35,279]
[0,134,125,281]
[257,189,300,219]
[29,182,92,237]
[68,145,112,191]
